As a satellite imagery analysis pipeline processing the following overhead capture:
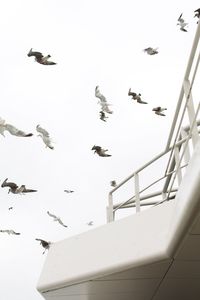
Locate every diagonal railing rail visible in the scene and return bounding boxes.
[107,21,200,223]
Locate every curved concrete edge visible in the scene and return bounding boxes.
[37,201,175,292]
[166,139,200,257]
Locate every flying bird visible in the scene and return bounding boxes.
[1,178,37,194]
[92,145,112,157]
[194,8,200,23]
[0,229,20,235]
[0,117,33,138]
[177,13,188,32]
[99,111,108,122]
[36,125,54,150]
[128,89,148,104]
[86,221,93,226]
[143,47,158,55]
[47,211,68,228]
[64,190,74,193]
[35,238,51,254]
[110,180,117,187]
[27,48,57,65]
[152,107,167,116]
[95,86,113,114]
[194,8,200,18]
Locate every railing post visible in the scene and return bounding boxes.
[183,79,199,147]
[134,173,140,212]
[107,193,114,223]
[174,145,182,185]
[181,128,191,164]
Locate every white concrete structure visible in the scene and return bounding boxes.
[37,21,200,300]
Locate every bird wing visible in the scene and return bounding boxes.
[5,124,33,137]
[178,13,183,21]
[47,211,57,219]
[57,218,68,227]
[27,49,43,59]
[1,178,18,189]
[36,125,50,137]
[95,86,107,102]
[35,238,49,248]
[13,231,20,235]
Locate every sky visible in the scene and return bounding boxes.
[0,0,200,299]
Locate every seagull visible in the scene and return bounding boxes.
[27,48,57,65]
[36,125,54,150]
[194,8,200,23]
[143,47,158,55]
[0,117,33,138]
[95,86,113,114]
[177,13,188,32]
[91,145,112,157]
[128,89,148,104]
[86,221,93,226]
[1,178,37,194]
[64,189,74,193]
[194,8,200,18]
[99,111,108,122]
[110,180,117,187]
[35,238,51,254]
[0,229,20,235]
[152,107,167,116]
[47,211,68,228]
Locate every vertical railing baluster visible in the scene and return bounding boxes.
[183,79,199,148]
[181,128,191,164]
[174,145,182,185]
[107,193,114,223]
[134,173,140,212]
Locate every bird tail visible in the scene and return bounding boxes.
[25,133,33,137]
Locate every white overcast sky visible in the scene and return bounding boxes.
[0,0,200,299]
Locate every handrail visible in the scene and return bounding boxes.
[165,21,200,151]
[107,21,200,222]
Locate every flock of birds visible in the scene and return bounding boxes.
[0,48,93,254]
[1,8,200,254]
[177,8,200,32]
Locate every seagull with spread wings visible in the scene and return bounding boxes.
[143,47,158,55]
[0,117,33,138]
[35,238,51,254]
[177,13,188,32]
[152,107,167,116]
[92,145,112,157]
[36,125,54,150]
[95,86,113,114]
[27,48,57,65]
[128,89,148,104]
[194,8,200,18]
[64,189,74,193]
[47,211,68,228]
[1,178,37,194]
[86,221,93,226]
[0,229,20,235]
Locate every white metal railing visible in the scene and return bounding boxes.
[107,21,200,223]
